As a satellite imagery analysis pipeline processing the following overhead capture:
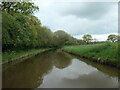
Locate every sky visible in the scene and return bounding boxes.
[34,1,118,41]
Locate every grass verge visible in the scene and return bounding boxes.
[2,48,50,63]
[63,43,119,63]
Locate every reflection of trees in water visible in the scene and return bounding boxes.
[51,50,72,69]
[3,52,53,88]
[3,50,73,88]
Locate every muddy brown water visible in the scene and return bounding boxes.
[2,50,119,88]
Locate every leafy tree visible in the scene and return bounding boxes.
[107,34,118,42]
[2,11,42,51]
[65,37,79,45]
[2,2,43,51]
[27,15,41,47]
[37,26,53,48]
[2,12,21,51]
[1,2,39,15]
[77,39,86,45]
[82,34,93,44]
[53,30,70,48]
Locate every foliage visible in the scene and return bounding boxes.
[1,2,39,15]
[53,30,70,48]
[82,34,93,44]
[65,37,78,45]
[2,12,40,51]
[107,34,118,42]
[2,2,40,52]
[37,26,53,47]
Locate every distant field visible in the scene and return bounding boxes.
[63,43,119,62]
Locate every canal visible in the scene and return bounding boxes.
[2,50,118,88]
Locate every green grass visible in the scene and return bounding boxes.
[2,48,50,62]
[63,43,119,62]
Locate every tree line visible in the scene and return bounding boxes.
[82,34,119,44]
[1,2,119,52]
[1,2,80,51]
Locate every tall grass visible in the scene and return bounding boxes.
[63,43,119,62]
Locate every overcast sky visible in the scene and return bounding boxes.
[34,1,118,41]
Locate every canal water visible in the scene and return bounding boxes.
[2,50,118,88]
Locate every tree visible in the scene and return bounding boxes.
[37,26,53,48]
[77,39,86,45]
[1,2,39,15]
[82,34,92,44]
[53,30,70,48]
[2,12,42,51]
[107,34,118,42]
[65,37,79,45]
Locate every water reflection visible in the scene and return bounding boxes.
[2,50,118,88]
[2,50,72,88]
[40,59,118,88]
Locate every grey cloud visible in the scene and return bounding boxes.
[57,2,115,20]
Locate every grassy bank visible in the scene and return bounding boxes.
[2,48,50,63]
[63,43,119,63]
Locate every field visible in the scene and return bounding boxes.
[63,43,119,62]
